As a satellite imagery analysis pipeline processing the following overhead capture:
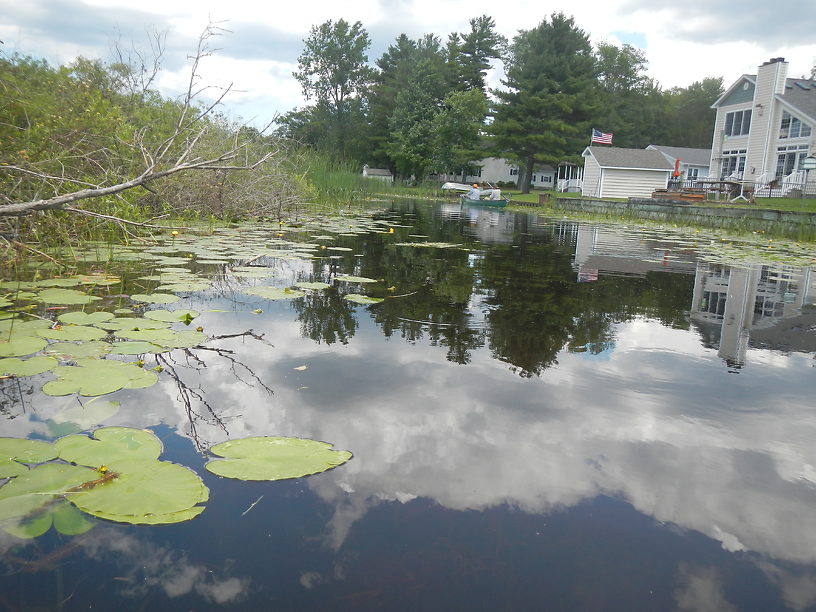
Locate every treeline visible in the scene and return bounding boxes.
[278,13,724,191]
[0,31,326,227]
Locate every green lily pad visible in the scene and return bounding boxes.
[44,341,112,360]
[34,288,102,305]
[51,400,120,433]
[0,355,58,377]
[35,278,82,288]
[334,275,377,283]
[0,438,58,476]
[156,282,211,292]
[66,458,208,525]
[295,282,331,290]
[0,319,53,335]
[109,341,169,355]
[205,436,353,481]
[113,328,206,349]
[129,293,181,304]
[241,287,305,300]
[0,335,48,357]
[344,294,384,305]
[43,359,158,396]
[2,499,95,539]
[56,426,162,466]
[143,309,200,323]
[58,311,115,325]
[0,463,97,527]
[93,317,171,332]
[38,325,107,342]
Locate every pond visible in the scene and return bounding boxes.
[1,199,815,611]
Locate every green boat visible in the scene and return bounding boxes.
[459,196,509,208]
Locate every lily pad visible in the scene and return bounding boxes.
[0,438,58,478]
[109,341,169,355]
[58,311,115,325]
[94,317,171,332]
[34,288,101,305]
[43,359,158,396]
[35,278,82,288]
[129,293,180,305]
[295,282,331,290]
[344,294,384,305]
[0,355,58,377]
[3,499,95,539]
[38,325,107,342]
[66,458,208,525]
[50,400,121,434]
[0,335,48,358]
[113,328,206,349]
[56,426,162,466]
[45,341,112,360]
[205,436,352,481]
[241,287,304,300]
[334,275,377,283]
[143,309,200,323]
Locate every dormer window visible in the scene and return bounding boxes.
[724,109,751,136]
[779,111,811,139]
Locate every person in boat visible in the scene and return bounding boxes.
[489,187,502,200]
[466,183,481,199]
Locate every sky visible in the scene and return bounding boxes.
[1,0,815,128]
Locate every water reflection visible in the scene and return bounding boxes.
[2,201,815,609]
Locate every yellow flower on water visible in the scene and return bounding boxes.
[171,230,179,237]
[97,465,109,474]
[388,228,394,234]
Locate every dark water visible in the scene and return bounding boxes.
[2,200,816,611]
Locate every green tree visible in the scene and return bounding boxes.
[454,15,506,92]
[594,43,663,148]
[293,19,372,163]
[490,13,598,193]
[432,89,489,179]
[661,77,724,148]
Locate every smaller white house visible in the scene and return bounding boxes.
[433,157,556,188]
[646,145,712,182]
[362,165,393,183]
[581,147,674,199]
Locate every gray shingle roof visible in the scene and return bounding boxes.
[586,147,674,170]
[647,145,712,167]
[781,78,816,122]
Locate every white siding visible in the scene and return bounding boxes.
[600,169,669,199]
[581,156,601,197]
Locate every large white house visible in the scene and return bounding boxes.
[433,157,556,188]
[709,57,816,196]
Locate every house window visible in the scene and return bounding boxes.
[724,109,752,136]
[701,291,727,317]
[510,167,519,176]
[531,175,537,182]
[775,145,809,177]
[779,111,812,139]
[721,149,746,178]
[542,176,552,183]
[686,168,699,180]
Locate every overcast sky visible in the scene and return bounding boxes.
[1,0,815,128]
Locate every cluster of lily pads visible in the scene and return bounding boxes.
[0,428,352,536]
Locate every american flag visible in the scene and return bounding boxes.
[591,128,613,144]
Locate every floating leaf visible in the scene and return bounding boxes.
[334,275,377,283]
[35,278,82,288]
[113,328,206,349]
[156,282,211,292]
[58,311,115,325]
[34,288,101,305]
[38,325,107,342]
[94,317,171,332]
[0,438,57,477]
[344,294,384,305]
[56,426,162,466]
[295,282,331,290]
[45,341,112,360]
[108,341,169,355]
[241,287,304,300]
[205,436,352,481]
[66,458,208,525]
[129,293,180,304]
[0,335,48,358]
[43,359,158,396]
[51,400,120,433]
[0,355,57,377]
[144,309,200,323]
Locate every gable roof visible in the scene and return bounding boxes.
[583,147,674,171]
[647,145,712,167]
[712,75,756,108]
[780,78,816,122]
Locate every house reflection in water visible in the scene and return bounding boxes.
[563,222,815,368]
[691,263,815,366]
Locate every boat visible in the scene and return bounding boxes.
[459,195,509,208]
